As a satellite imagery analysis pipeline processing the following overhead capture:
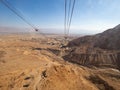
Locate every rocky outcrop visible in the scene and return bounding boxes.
[63,49,120,68]
[64,24,120,69]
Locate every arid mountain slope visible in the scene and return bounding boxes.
[63,25,120,69]
[68,24,120,50]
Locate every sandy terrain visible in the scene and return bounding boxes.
[0,34,120,90]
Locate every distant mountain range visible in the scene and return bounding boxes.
[0,27,63,34]
[0,26,98,35]
[0,27,29,32]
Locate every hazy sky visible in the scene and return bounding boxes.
[0,0,120,34]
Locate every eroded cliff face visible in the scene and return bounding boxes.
[63,25,120,69]
[63,47,120,69]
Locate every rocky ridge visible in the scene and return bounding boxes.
[63,25,120,69]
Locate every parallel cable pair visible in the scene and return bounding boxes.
[0,0,46,37]
[64,0,76,39]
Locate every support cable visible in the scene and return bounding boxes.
[64,0,76,40]
[0,0,47,37]
[0,0,36,30]
[64,0,67,38]
[67,0,76,36]
[67,0,72,35]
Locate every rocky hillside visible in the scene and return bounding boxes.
[63,25,120,69]
[68,24,120,50]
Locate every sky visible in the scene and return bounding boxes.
[0,0,120,34]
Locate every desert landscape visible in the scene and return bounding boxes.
[1,0,120,90]
[0,24,120,90]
